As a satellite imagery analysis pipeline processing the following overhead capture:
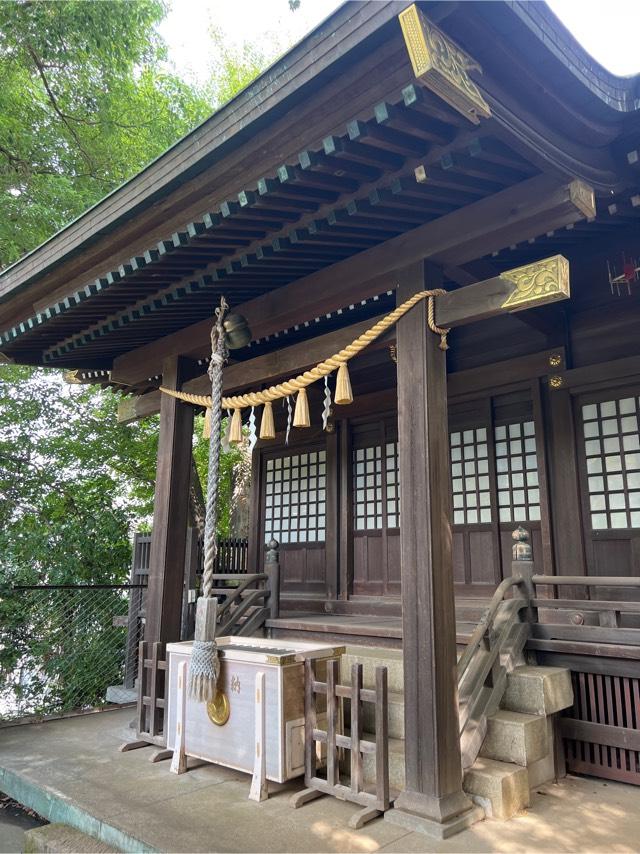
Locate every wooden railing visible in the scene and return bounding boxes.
[211,539,281,637]
[528,575,640,652]
[526,575,640,786]
[457,529,534,769]
[457,533,640,771]
[213,537,249,574]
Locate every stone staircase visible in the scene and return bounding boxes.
[340,648,574,820]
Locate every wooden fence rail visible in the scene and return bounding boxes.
[527,573,640,786]
[291,658,390,829]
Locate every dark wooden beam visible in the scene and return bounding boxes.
[145,357,194,644]
[111,175,592,386]
[389,259,478,837]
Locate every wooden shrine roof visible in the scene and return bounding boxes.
[1,0,639,394]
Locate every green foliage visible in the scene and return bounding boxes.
[0,1,278,718]
[205,27,278,109]
[0,0,212,268]
[0,365,159,587]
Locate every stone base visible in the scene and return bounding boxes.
[24,823,117,853]
[384,804,484,839]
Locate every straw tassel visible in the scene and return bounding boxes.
[334,363,353,405]
[293,388,310,427]
[229,408,243,444]
[202,407,211,439]
[260,401,275,439]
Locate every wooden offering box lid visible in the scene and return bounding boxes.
[166,636,344,667]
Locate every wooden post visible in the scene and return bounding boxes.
[511,527,537,628]
[265,539,280,620]
[249,671,268,801]
[170,660,188,774]
[386,260,479,839]
[146,356,195,644]
[545,387,587,599]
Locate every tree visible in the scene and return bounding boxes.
[0,0,212,269]
[0,1,274,718]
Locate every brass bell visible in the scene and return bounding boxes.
[223,313,252,350]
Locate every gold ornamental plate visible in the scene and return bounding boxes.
[207,690,230,726]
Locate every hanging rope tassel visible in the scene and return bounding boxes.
[426,294,450,350]
[202,407,212,439]
[260,401,276,439]
[229,407,243,444]
[293,387,310,427]
[189,298,229,703]
[334,363,353,405]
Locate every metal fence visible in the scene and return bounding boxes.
[0,584,145,723]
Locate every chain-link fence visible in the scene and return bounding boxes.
[0,584,145,723]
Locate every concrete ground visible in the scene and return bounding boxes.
[0,709,639,853]
[0,795,47,853]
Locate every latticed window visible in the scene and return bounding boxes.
[353,441,399,531]
[581,396,640,530]
[494,420,540,523]
[450,419,540,526]
[450,428,491,525]
[264,450,326,544]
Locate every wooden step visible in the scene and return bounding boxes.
[267,614,477,648]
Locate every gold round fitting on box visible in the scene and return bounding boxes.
[548,353,562,367]
[549,375,564,389]
[207,690,230,726]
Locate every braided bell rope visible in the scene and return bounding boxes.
[201,300,229,600]
[160,289,449,411]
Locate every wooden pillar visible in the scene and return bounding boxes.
[325,429,339,603]
[386,261,478,838]
[145,356,195,644]
[544,386,587,598]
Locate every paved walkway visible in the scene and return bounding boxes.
[0,709,638,853]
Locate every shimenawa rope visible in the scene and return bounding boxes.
[160,289,449,412]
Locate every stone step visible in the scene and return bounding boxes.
[361,690,405,739]
[502,665,573,716]
[479,709,548,767]
[362,733,406,791]
[24,824,119,853]
[463,758,529,820]
[340,646,404,693]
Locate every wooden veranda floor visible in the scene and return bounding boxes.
[267,600,485,649]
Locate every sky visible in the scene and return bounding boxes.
[158,0,640,87]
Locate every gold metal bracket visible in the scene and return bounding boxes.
[398,4,491,124]
[501,255,570,311]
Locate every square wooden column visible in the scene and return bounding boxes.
[386,261,479,838]
[145,356,195,644]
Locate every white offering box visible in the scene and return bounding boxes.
[166,637,343,783]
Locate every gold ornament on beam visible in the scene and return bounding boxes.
[259,401,276,440]
[293,388,310,427]
[334,363,353,405]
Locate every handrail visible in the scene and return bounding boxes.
[532,575,640,586]
[457,576,522,680]
[210,573,267,582]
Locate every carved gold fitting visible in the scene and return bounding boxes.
[549,376,564,389]
[548,353,562,367]
[398,4,491,124]
[501,255,570,311]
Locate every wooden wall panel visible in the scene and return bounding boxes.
[469,530,498,585]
